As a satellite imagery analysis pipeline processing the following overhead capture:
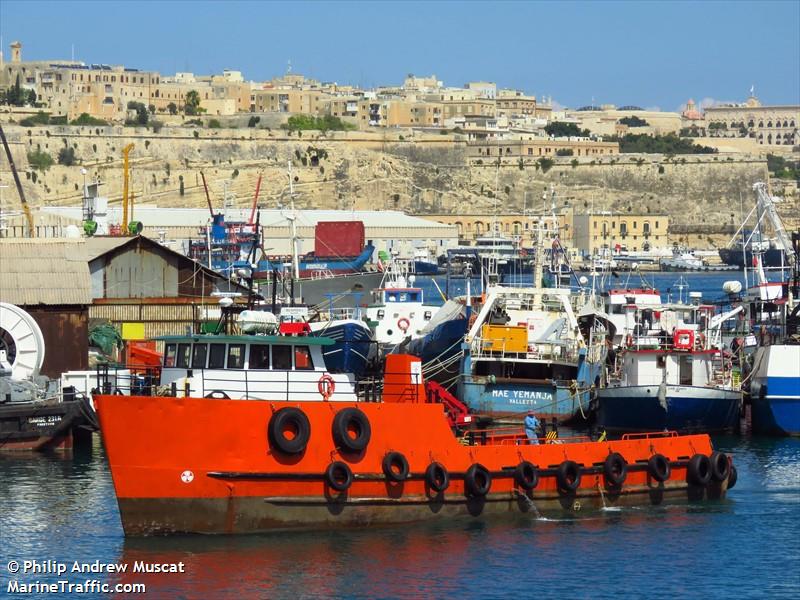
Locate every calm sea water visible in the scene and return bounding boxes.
[3,271,798,599]
[1,435,798,599]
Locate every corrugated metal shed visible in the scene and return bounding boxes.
[0,239,92,306]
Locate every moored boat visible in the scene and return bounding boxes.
[95,355,737,536]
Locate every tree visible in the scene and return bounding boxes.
[544,122,590,138]
[167,102,178,115]
[208,119,221,128]
[247,115,261,128]
[126,101,148,126]
[185,90,201,116]
[27,89,37,106]
[27,149,54,171]
[57,147,77,166]
[618,115,649,127]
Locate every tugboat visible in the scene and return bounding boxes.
[0,303,96,451]
[95,353,737,536]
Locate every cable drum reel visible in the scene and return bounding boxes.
[0,303,46,380]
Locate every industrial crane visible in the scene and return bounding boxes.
[121,143,138,235]
[0,123,35,237]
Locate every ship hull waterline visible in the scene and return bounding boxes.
[95,395,730,536]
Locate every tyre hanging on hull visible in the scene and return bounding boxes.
[647,453,671,482]
[268,407,311,455]
[556,460,581,492]
[464,463,491,497]
[687,453,712,486]
[332,407,371,453]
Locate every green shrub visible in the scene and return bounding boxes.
[70,113,107,126]
[27,149,54,171]
[208,119,221,129]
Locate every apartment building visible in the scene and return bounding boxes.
[573,212,670,254]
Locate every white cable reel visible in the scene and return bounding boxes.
[0,302,46,380]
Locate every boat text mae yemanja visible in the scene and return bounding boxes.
[95,355,737,536]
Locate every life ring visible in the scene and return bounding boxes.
[556,460,581,492]
[268,407,311,455]
[647,453,671,482]
[464,463,492,497]
[332,407,371,453]
[318,374,335,400]
[727,464,738,490]
[325,461,353,492]
[425,462,450,493]
[603,452,628,488]
[382,451,409,482]
[625,334,633,347]
[709,451,730,482]
[687,453,711,486]
[397,317,411,332]
[514,461,539,491]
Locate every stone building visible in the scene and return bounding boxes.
[573,212,670,255]
[468,138,619,160]
[703,95,799,147]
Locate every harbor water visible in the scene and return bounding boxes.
[2,271,798,598]
[1,435,798,598]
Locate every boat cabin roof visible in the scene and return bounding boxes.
[156,334,335,347]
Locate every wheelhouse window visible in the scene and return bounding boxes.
[272,345,292,370]
[250,345,271,369]
[227,344,245,369]
[294,346,313,370]
[164,343,177,367]
[191,344,208,369]
[176,343,191,368]
[208,344,226,369]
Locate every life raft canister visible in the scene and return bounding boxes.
[673,329,695,351]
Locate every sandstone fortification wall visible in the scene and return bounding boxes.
[1,124,793,248]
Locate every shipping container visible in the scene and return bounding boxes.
[314,221,365,258]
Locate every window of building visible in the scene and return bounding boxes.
[191,344,208,369]
[272,345,292,370]
[249,345,270,369]
[227,344,245,369]
[208,344,226,369]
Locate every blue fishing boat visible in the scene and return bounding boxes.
[308,318,375,377]
[593,301,743,434]
[749,345,800,436]
[457,286,610,422]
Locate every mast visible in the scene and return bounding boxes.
[287,162,300,281]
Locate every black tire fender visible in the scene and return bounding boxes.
[332,407,371,453]
[382,451,409,482]
[464,463,492,497]
[556,460,582,492]
[727,464,738,490]
[325,461,353,492]
[514,461,539,491]
[205,390,230,399]
[603,452,628,487]
[425,462,450,493]
[709,451,730,482]
[687,453,712,486]
[647,453,671,482]
[268,407,311,455]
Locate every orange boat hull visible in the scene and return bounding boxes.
[95,395,731,535]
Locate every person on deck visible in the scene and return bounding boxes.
[524,410,540,445]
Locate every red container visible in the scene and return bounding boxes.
[314,221,365,257]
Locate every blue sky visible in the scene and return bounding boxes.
[2,0,798,110]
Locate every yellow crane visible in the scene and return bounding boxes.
[121,143,135,234]
[0,123,35,237]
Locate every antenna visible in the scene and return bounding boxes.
[71,43,75,62]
